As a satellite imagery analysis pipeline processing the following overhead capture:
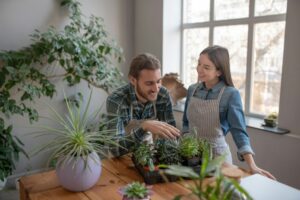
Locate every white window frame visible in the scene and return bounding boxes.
[180,0,286,118]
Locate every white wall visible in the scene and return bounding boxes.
[134,0,163,62]
[0,0,134,179]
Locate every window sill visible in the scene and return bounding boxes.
[245,116,289,135]
[172,103,290,135]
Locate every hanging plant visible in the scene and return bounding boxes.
[0,0,124,181]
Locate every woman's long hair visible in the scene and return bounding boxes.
[200,45,234,87]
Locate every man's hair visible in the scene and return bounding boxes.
[128,53,161,79]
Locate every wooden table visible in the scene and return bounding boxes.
[19,155,249,200]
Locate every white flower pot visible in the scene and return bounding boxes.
[56,152,101,192]
[0,178,7,190]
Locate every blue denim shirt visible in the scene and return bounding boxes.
[182,81,254,160]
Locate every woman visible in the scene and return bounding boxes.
[182,45,275,179]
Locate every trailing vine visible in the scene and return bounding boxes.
[0,0,124,181]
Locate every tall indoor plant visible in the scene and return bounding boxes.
[0,0,124,182]
[32,91,121,191]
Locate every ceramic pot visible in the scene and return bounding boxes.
[56,151,101,192]
[0,178,7,190]
[122,195,150,200]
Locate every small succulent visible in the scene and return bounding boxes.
[264,112,278,127]
[119,182,152,200]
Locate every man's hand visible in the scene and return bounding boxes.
[141,120,181,139]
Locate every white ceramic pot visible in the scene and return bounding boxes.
[0,178,7,190]
[56,152,101,192]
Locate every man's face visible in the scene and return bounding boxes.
[130,69,162,103]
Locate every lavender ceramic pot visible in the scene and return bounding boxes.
[122,196,150,200]
[56,152,101,192]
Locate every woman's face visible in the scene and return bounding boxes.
[196,53,221,88]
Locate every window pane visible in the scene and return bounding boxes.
[251,22,285,115]
[214,25,248,105]
[215,0,249,20]
[183,0,210,23]
[255,0,287,16]
[183,28,209,86]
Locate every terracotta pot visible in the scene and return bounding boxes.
[143,165,159,172]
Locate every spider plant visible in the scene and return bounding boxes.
[31,90,122,168]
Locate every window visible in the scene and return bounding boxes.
[181,0,287,117]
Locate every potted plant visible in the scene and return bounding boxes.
[154,139,181,165]
[119,182,152,200]
[0,0,124,184]
[31,91,121,192]
[178,133,201,167]
[132,142,156,172]
[264,112,278,127]
[132,142,165,184]
[165,150,253,200]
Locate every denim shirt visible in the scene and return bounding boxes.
[182,81,254,160]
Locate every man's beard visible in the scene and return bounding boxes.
[136,83,157,102]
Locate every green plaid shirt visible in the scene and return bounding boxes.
[106,83,176,156]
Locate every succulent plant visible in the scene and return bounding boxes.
[119,182,152,200]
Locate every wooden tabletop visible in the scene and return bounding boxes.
[19,155,249,200]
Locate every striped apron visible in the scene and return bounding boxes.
[187,86,232,163]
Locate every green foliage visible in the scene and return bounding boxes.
[0,0,124,178]
[179,133,200,159]
[133,143,155,171]
[0,119,28,181]
[120,182,151,199]
[31,90,121,167]
[155,139,181,165]
[165,151,253,200]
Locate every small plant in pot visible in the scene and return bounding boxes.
[154,139,181,165]
[264,112,278,127]
[133,142,156,171]
[179,133,201,167]
[31,91,121,192]
[119,182,152,200]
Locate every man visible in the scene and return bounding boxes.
[106,53,180,156]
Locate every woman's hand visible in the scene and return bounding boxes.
[249,165,276,180]
[243,153,276,180]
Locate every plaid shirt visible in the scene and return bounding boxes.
[106,83,176,156]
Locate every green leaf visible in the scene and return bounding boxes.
[48,54,55,63]
[59,59,65,67]
[0,71,5,87]
[21,92,31,101]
